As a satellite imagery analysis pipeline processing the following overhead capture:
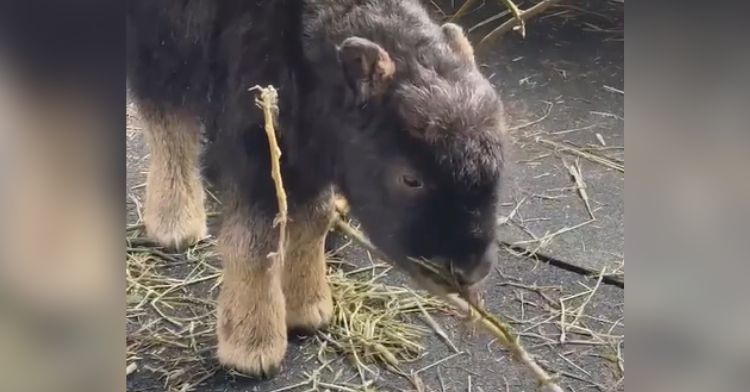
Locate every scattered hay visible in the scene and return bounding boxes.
[126,224,447,391]
[449,0,563,45]
[442,0,624,46]
[126,230,222,392]
[333,217,566,392]
[494,267,624,391]
[319,252,447,375]
[536,137,625,173]
[563,158,596,220]
[508,101,555,132]
[507,219,596,259]
[559,267,607,344]
[126,81,623,391]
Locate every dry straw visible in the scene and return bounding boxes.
[449,0,562,45]
[126,225,445,392]
[334,217,565,392]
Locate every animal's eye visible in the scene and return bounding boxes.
[401,174,423,189]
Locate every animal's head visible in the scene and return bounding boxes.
[330,24,506,292]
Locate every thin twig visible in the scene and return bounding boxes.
[442,293,564,392]
[565,268,607,336]
[250,85,287,263]
[496,0,526,38]
[603,85,624,95]
[563,159,596,219]
[449,0,481,22]
[479,1,562,46]
[537,137,624,172]
[469,9,512,33]
[415,351,466,375]
[508,101,554,131]
[409,288,460,353]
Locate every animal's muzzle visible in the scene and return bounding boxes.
[453,242,498,287]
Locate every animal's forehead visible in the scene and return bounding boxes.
[390,73,505,187]
[393,73,502,142]
[432,130,505,190]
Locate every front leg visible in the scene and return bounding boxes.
[216,208,287,378]
[283,191,335,333]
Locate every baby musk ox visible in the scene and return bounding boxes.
[127,0,506,377]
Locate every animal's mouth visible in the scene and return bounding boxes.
[395,256,478,301]
[330,213,479,301]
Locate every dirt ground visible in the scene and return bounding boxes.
[126,1,624,391]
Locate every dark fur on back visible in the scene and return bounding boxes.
[127,0,506,283]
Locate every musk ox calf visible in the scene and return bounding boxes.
[127,0,506,377]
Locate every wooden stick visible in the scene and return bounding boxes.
[250,85,288,263]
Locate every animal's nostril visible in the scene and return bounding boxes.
[455,243,497,286]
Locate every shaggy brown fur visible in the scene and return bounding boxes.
[283,192,336,333]
[215,205,287,378]
[141,108,207,250]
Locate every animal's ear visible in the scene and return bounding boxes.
[441,23,476,66]
[337,37,395,103]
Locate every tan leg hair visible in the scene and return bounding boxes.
[215,205,287,378]
[141,108,207,250]
[283,192,336,333]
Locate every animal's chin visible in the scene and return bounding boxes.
[390,256,467,297]
[367,241,474,297]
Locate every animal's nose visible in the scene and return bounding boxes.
[454,242,497,287]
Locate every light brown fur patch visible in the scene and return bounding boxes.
[215,210,287,378]
[283,192,335,332]
[141,108,207,250]
[333,193,350,216]
[442,23,476,66]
